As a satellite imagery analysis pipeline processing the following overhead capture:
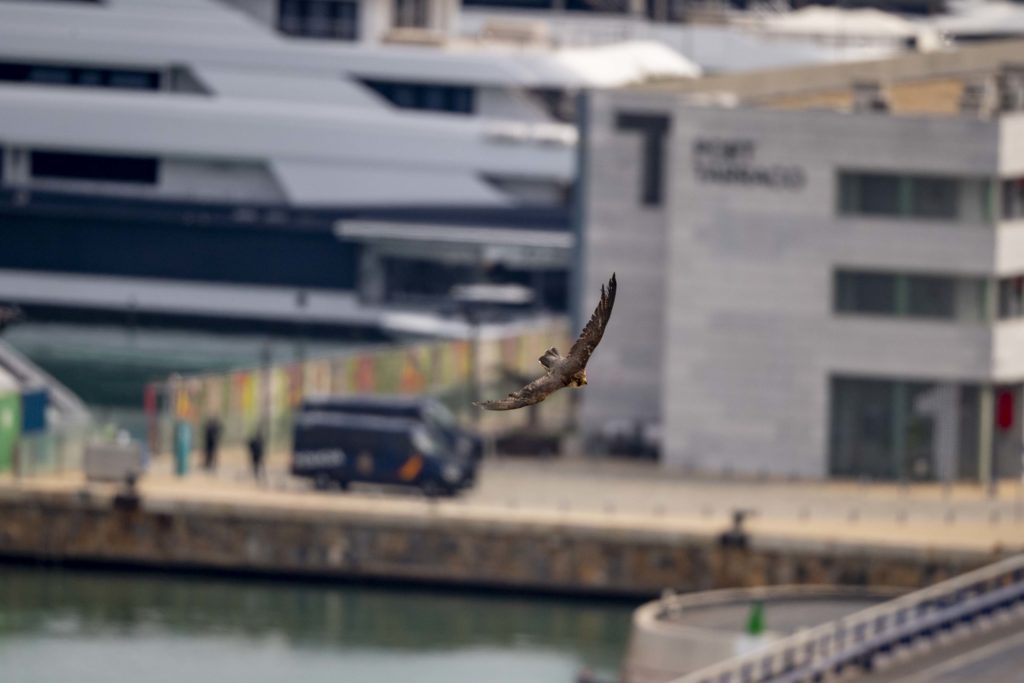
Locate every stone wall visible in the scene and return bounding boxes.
[0,487,1001,597]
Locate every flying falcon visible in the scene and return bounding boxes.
[475,273,617,411]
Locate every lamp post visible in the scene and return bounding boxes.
[450,282,534,426]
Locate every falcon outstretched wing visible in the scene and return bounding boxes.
[562,272,616,375]
[473,372,564,411]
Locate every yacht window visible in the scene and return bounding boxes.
[278,0,360,40]
[30,150,159,185]
[462,0,553,7]
[362,79,475,114]
[0,61,160,91]
[28,67,72,85]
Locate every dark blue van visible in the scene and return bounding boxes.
[291,411,475,496]
[300,395,483,462]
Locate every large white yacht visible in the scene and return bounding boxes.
[0,0,697,333]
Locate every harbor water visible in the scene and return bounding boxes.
[0,565,633,683]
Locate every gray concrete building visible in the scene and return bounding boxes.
[578,40,1024,481]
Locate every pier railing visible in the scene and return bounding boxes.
[671,552,1024,683]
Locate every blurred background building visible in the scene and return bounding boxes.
[580,40,1024,480]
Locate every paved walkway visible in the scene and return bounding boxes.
[8,448,1024,555]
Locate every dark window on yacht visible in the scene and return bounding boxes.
[461,0,630,9]
[565,0,630,12]
[462,0,554,8]
[362,80,475,114]
[394,0,429,27]
[278,0,360,40]
[30,151,159,185]
[0,61,160,90]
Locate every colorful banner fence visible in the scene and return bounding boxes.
[147,321,572,454]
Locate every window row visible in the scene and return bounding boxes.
[278,0,360,40]
[462,0,633,12]
[838,172,993,223]
[835,270,989,321]
[362,79,475,114]
[0,61,160,91]
[835,269,1024,322]
[11,150,160,185]
[838,172,1024,223]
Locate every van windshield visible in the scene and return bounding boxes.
[411,424,444,456]
[424,401,457,430]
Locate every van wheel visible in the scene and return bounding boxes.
[421,481,444,498]
[314,474,332,491]
[336,479,350,491]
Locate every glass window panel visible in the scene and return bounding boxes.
[830,377,942,481]
[835,271,897,314]
[107,71,155,90]
[856,173,903,215]
[906,274,955,318]
[28,67,71,84]
[77,70,103,86]
[423,86,445,111]
[911,176,958,219]
[1004,178,1024,220]
[998,277,1024,319]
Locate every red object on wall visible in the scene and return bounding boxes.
[996,390,1015,431]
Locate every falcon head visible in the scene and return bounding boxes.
[571,370,588,387]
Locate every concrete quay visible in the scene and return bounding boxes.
[1,457,1021,596]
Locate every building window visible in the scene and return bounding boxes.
[829,377,981,481]
[834,269,988,322]
[30,150,159,185]
[278,0,360,40]
[362,80,475,114]
[0,61,160,91]
[838,171,992,222]
[1003,177,1024,220]
[394,0,428,27]
[998,276,1024,318]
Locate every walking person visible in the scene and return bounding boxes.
[248,426,265,483]
[202,416,222,472]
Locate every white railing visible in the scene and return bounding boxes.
[672,553,1024,683]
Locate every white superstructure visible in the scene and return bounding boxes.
[0,0,698,209]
